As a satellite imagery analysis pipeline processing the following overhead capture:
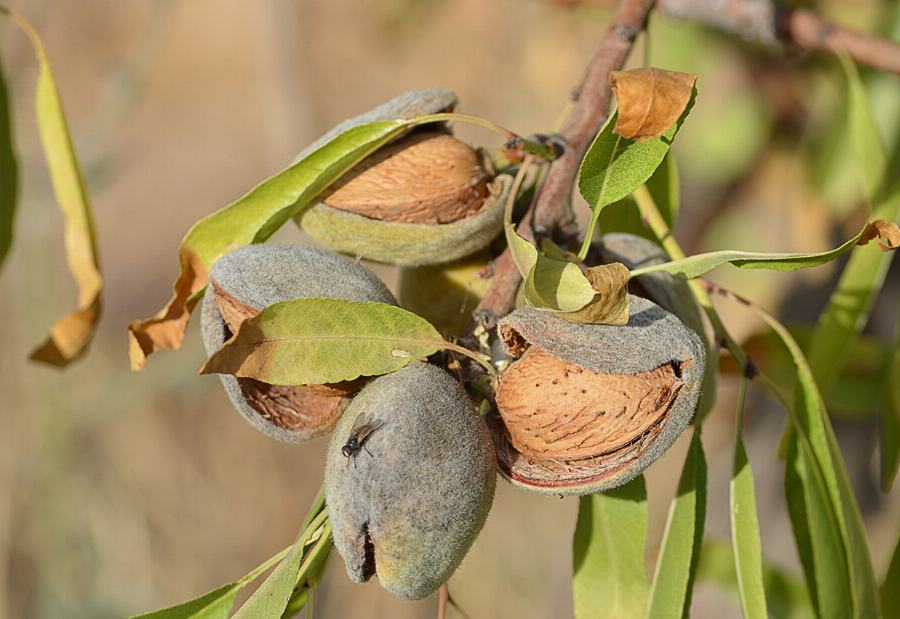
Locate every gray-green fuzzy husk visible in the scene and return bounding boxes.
[496,295,705,495]
[325,363,496,600]
[597,232,717,419]
[596,233,705,337]
[293,88,458,164]
[200,244,396,443]
[297,175,510,267]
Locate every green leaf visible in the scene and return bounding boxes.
[507,223,630,324]
[806,54,900,397]
[200,299,447,385]
[785,435,851,617]
[0,48,17,269]
[881,533,900,619]
[756,310,879,619]
[128,118,410,370]
[882,339,900,491]
[629,220,897,280]
[696,540,814,619]
[232,511,330,619]
[647,429,707,619]
[730,377,767,619]
[577,93,693,259]
[1,7,103,367]
[130,546,292,619]
[645,152,679,228]
[573,477,650,619]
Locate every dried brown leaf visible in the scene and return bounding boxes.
[858,219,900,252]
[127,248,207,370]
[609,68,697,142]
[559,262,631,324]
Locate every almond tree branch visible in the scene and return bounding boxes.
[470,0,654,329]
[556,0,900,76]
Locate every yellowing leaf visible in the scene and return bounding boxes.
[127,119,410,370]
[200,299,447,386]
[610,68,697,142]
[1,7,103,366]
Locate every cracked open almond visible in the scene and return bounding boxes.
[492,295,705,495]
[293,88,509,266]
[200,244,396,443]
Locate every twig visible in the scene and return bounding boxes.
[469,0,653,329]
[437,584,449,619]
[554,0,900,76]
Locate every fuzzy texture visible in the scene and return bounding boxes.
[298,175,510,266]
[325,363,496,600]
[495,295,705,495]
[200,244,396,443]
[293,88,458,164]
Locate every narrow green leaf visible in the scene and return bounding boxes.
[577,93,693,259]
[232,511,329,619]
[573,477,650,619]
[131,584,240,619]
[807,55,900,395]
[881,532,900,618]
[756,309,879,618]
[130,546,291,619]
[630,220,897,280]
[696,540,814,619]
[882,340,900,491]
[1,7,103,366]
[645,153,680,228]
[729,377,767,619]
[128,118,409,370]
[0,48,17,268]
[201,299,447,386]
[785,435,852,618]
[647,429,707,619]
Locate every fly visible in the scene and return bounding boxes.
[341,415,384,466]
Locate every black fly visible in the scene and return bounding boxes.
[341,415,384,466]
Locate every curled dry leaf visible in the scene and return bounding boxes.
[609,68,697,142]
[1,8,103,367]
[559,262,631,325]
[858,219,900,252]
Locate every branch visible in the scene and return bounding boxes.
[470,0,653,328]
[556,0,900,76]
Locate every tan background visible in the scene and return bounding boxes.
[0,1,898,617]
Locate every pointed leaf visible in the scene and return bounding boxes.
[130,546,291,619]
[576,89,694,259]
[128,119,411,370]
[807,55,900,395]
[201,299,447,386]
[756,309,879,618]
[696,540,814,619]
[1,7,103,366]
[647,429,707,618]
[573,477,650,619]
[0,48,17,269]
[881,533,900,619]
[609,68,697,142]
[730,377,768,619]
[630,219,899,280]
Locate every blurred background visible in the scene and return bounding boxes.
[0,0,898,617]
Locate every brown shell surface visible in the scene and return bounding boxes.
[495,347,683,462]
[323,131,489,224]
[211,280,361,433]
[496,346,683,468]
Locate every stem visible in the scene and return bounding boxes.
[414,112,557,160]
[443,341,497,377]
[577,131,623,261]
